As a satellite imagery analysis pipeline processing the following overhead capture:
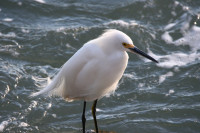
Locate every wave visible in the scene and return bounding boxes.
[150,11,200,68]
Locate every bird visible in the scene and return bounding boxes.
[31,29,158,133]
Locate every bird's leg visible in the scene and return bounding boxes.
[92,99,98,133]
[82,101,86,133]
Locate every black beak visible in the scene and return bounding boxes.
[129,47,158,63]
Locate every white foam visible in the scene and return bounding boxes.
[157,25,200,68]
[66,43,76,50]
[52,114,57,118]
[56,27,66,32]
[149,50,200,68]
[161,31,173,44]
[171,11,176,16]
[166,89,175,96]
[21,28,30,33]
[27,101,37,111]
[159,71,173,83]
[2,85,10,99]
[180,14,191,32]
[174,26,200,51]
[3,18,13,22]
[123,73,134,79]
[138,83,145,88]
[183,6,189,11]
[96,108,103,112]
[19,122,29,127]
[18,2,22,6]
[0,32,16,38]
[108,20,129,26]
[105,20,138,27]
[174,1,179,6]
[164,23,176,30]
[0,121,9,132]
[43,111,47,117]
[34,0,45,4]
[47,103,52,109]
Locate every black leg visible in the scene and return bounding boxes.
[82,101,86,133]
[92,99,98,133]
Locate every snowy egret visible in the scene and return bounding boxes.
[31,29,158,133]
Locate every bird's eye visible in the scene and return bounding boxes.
[122,43,127,46]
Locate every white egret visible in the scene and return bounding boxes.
[31,29,158,133]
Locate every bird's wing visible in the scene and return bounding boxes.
[53,43,104,101]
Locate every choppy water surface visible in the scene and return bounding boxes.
[0,0,200,132]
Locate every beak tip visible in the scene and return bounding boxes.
[154,60,159,63]
[129,47,158,64]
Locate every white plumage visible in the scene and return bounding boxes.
[31,29,133,101]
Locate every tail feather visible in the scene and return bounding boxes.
[30,69,63,98]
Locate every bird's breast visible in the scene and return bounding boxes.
[88,51,129,100]
[102,51,128,81]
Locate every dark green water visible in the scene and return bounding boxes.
[0,0,200,133]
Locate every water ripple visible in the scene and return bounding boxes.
[0,0,200,132]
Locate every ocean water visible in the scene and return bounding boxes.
[0,0,200,132]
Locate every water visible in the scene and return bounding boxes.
[0,0,200,132]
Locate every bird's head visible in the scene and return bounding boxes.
[101,29,158,63]
[122,42,158,63]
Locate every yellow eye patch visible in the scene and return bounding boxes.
[122,43,134,48]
